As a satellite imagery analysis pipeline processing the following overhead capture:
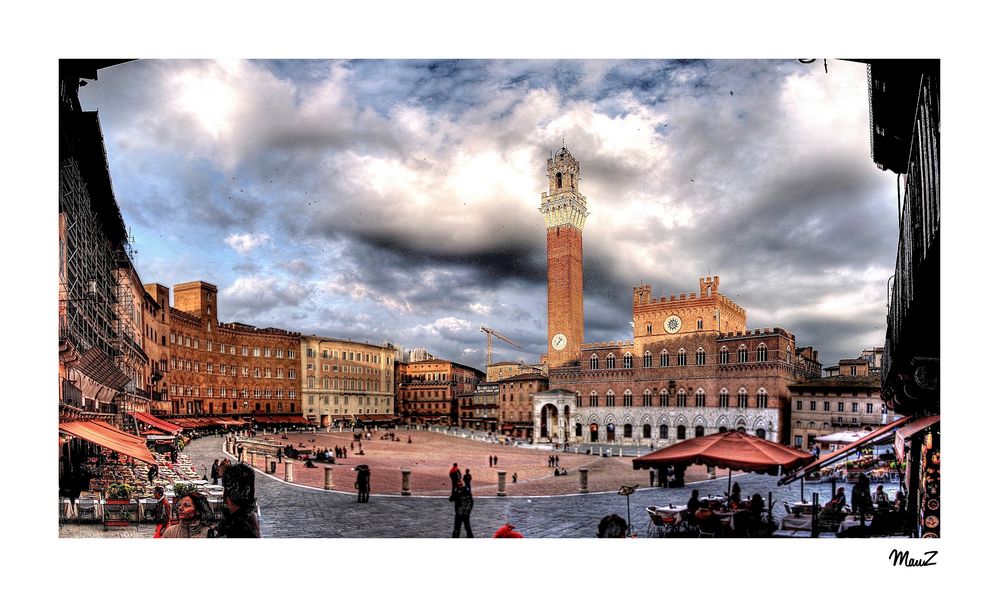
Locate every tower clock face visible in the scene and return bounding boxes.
[664,315,682,334]
[551,333,568,351]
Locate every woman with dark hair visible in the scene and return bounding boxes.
[162,492,211,538]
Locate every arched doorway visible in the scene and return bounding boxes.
[606,423,616,442]
[755,428,766,439]
[695,425,705,437]
[539,403,558,438]
[589,423,599,442]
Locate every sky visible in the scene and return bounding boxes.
[79,58,898,370]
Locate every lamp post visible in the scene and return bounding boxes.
[618,484,638,536]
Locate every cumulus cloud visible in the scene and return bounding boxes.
[225,232,271,254]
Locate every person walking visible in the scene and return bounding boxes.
[449,462,461,497]
[852,473,873,527]
[210,459,220,485]
[355,465,371,503]
[555,455,559,467]
[151,486,172,538]
[462,468,472,494]
[450,480,474,538]
[148,463,159,485]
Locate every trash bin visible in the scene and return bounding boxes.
[270,461,277,474]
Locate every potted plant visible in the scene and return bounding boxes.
[106,482,134,502]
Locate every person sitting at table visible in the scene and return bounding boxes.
[874,484,890,507]
[727,483,742,509]
[686,489,701,517]
[824,487,847,513]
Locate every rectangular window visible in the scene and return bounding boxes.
[207,363,214,374]
[837,402,844,412]
[265,368,271,378]
[242,367,249,377]
[851,403,858,412]
[810,401,816,411]
[276,368,283,379]
[796,400,802,410]
[288,350,296,359]
[866,403,874,414]
[823,402,830,412]
[277,390,284,399]
[265,348,271,357]
[253,347,261,357]
[254,367,261,378]
[193,339,199,349]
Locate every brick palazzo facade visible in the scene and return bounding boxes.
[155,281,302,418]
[532,148,821,446]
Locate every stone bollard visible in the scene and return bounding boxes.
[579,468,589,493]
[575,446,578,454]
[249,451,256,468]
[497,470,507,497]
[401,469,411,496]
[285,461,294,483]
[324,467,334,490]
[264,455,272,473]
[618,448,623,457]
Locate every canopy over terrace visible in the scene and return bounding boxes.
[130,411,182,435]
[59,419,156,464]
[633,431,816,476]
[779,415,937,486]
[635,431,816,500]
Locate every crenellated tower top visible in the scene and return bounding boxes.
[540,145,589,230]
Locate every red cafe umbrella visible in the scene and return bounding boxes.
[633,431,815,495]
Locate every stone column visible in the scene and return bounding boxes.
[401,469,411,496]
[284,461,294,482]
[249,451,256,468]
[264,455,272,473]
[497,470,507,497]
[579,468,589,493]
[324,467,334,490]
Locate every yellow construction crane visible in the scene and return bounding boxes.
[479,326,525,367]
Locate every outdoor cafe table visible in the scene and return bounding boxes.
[780,515,812,531]
[655,506,685,517]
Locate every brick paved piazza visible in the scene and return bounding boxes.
[159,433,841,538]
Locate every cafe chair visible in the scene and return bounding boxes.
[646,507,668,537]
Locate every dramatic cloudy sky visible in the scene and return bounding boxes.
[80,59,897,370]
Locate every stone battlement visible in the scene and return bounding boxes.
[580,340,635,350]
[719,327,794,341]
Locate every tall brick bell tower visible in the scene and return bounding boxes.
[540,146,588,367]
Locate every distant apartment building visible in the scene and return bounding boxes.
[459,382,500,431]
[789,358,885,449]
[486,361,547,383]
[395,359,483,426]
[300,335,397,426]
[498,373,549,439]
